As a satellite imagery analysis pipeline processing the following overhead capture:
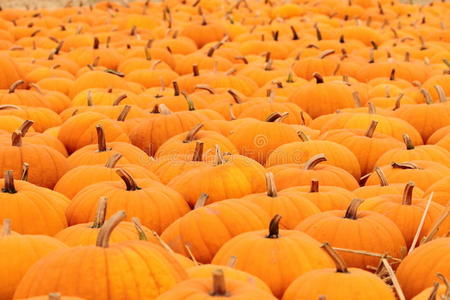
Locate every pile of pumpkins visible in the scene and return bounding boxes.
[0,0,449,299]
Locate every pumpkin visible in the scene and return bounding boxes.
[186,264,272,293]
[365,160,450,191]
[319,120,404,176]
[0,170,69,235]
[66,169,190,234]
[424,176,450,206]
[155,269,277,300]
[296,199,407,270]
[282,179,355,211]
[268,154,359,191]
[266,134,361,179]
[22,293,85,300]
[240,173,320,229]
[55,153,158,199]
[168,146,266,206]
[397,238,450,299]
[212,215,334,298]
[411,274,450,300]
[0,219,67,299]
[14,211,188,300]
[282,243,396,300]
[55,197,158,246]
[0,54,22,89]
[0,105,62,132]
[0,130,68,189]
[360,182,449,247]
[161,198,271,264]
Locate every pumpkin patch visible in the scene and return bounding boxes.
[0,0,448,299]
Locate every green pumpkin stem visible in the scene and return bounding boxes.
[95,210,126,248]
[2,170,17,194]
[184,124,203,143]
[402,182,415,205]
[116,169,141,191]
[365,120,378,138]
[91,197,108,229]
[402,134,414,150]
[310,179,319,192]
[131,217,148,241]
[211,269,228,296]
[344,199,364,220]
[265,172,277,197]
[266,214,282,238]
[321,242,349,273]
[2,219,11,236]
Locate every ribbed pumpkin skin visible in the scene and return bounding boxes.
[0,180,69,235]
[155,277,277,300]
[66,179,190,234]
[375,144,450,168]
[397,238,450,300]
[412,285,449,300]
[212,229,334,298]
[296,210,407,270]
[423,175,450,206]
[187,264,272,293]
[282,267,396,300]
[13,241,188,300]
[0,234,67,299]
[161,199,271,264]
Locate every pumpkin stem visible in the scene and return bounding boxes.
[434,85,447,103]
[117,105,131,122]
[352,91,361,108]
[172,81,180,96]
[310,179,319,192]
[227,89,242,104]
[427,282,440,300]
[211,269,228,296]
[112,94,128,106]
[86,90,93,106]
[214,145,226,165]
[194,193,209,209]
[105,153,122,168]
[436,273,450,298]
[393,94,404,111]
[2,170,17,194]
[95,210,126,248]
[365,120,378,138]
[402,182,415,205]
[184,124,203,143]
[313,72,324,84]
[314,24,322,41]
[96,125,109,152]
[391,162,420,169]
[131,217,148,241]
[185,244,199,265]
[344,199,364,220]
[318,49,335,59]
[265,112,289,122]
[18,120,34,137]
[402,134,414,150]
[290,25,299,40]
[91,197,108,228]
[193,64,200,76]
[304,154,327,170]
[390,69,396,81]
[195,84,215,94]
[8,80,25,93]
[116,169,141,191]
[0,104,21,111]
[265,172,277,197]
[1,219,11,236]
[266,214,282,238]
[48,293,61,300]
[298,131,310,141]
[181,91,196,111]
[155,104,172,115]
[370,40,378,50]
[229,104,237,120]
[367,102,377,114]
[11,130,22,147]
[192,141,204,162]
[321,242,349,273]
[420,88,434,104]
[93,37,100,49]
[21,163,29,181]
[374,167,389,186]
[235,56,249,64]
